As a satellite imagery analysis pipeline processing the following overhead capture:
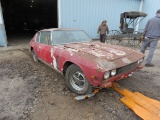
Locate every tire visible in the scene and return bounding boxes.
[32,50,39,62]
[65,64,93,95]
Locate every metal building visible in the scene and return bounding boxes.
[0,0,159,47]
[0,2,7,47]
[58,0,140,38]
[140,0,160,29]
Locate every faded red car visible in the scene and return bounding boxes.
[29,28,144,95]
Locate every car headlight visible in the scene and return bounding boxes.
[111,69,116,76]
[104,71,110,79]
[138,59,143,64]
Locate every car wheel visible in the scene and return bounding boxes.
[65,64,93,95]
[32,50,39,62]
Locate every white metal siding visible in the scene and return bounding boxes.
[140,0,160,30]
[59,0,140,38]
[0,2,7,47]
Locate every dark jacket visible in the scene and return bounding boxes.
[97,25,109,35]
[143,14,160,39]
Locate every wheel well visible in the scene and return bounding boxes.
[63,62,73,75]
[31,47,33,51]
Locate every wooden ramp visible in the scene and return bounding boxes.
[112,82,160,120]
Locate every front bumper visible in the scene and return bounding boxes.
[100,65,141,88]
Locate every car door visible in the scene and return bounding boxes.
[50,31,64,71]
[39,31,53,65]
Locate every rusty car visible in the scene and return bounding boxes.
[29,28,144,95]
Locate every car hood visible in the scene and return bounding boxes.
[64,42,136,62]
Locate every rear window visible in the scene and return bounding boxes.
[39,31,51,45]
[36,32,40,43]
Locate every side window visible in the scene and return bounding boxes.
[40,31,51,45]
[52,31,61,45]
[36,32,40,43]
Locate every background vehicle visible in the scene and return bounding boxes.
[106,11,147,46]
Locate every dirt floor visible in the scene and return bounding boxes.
[0,38,160,120]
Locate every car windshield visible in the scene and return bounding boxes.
[51,30,91,45]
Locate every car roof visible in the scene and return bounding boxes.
[40,28,81,32]
[120,11,147,18]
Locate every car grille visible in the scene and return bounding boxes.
[117,61,138,75]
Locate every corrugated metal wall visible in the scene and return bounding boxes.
[59,0,140,38]
[0,2,7,47]
[140,0,160,30]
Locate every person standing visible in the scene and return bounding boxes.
[97,20,109,43]
[140,9,160,67]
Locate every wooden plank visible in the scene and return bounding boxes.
[112,82,160,116]
[121,97,160,120]
[134,92,160,110]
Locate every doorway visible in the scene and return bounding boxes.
[1,0,58,46]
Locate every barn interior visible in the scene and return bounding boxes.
[1,0,58,46]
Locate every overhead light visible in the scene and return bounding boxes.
[31,6,33,7]
[32,0,34,2]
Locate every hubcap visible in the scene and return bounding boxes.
[70,71,86,91]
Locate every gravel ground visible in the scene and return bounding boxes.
[0,44,160,120]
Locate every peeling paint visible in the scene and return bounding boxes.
[97,64,103,70]
[82,43,91,46]
[110,48,126,56]
[67,48,79,56]
[64,42,127,60]
[51,48,57,69]
[122,58,132,64]
[106,53,114,60]
[89,50,105,58]
[96,59,117,70]
[94,44,101,48]
[59,45,64,50]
